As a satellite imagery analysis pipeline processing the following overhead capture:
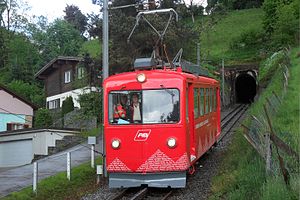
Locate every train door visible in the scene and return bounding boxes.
[187,83,196,162]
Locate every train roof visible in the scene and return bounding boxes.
[104,68,219,87]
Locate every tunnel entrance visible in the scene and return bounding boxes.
[235,73,257,104]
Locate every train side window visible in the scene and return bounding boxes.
[205,88,209,114]
[194,88,199,118]
[214,88,217,111]
[200,88,204,116]
[210,88,213,112]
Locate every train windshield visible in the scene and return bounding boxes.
[108,89,180,124]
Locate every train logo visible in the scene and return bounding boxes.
[134,130,151,141]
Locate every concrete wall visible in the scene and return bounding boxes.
[0,113,26,132]
[0,129,78,167]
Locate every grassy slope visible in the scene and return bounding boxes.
[196,8,264,63]
[210,48,300,199]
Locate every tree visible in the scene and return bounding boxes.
[263,0,299,47]
[62,96,74,116]
[8,80,44,107]
[87,13,102,38]
[7,33,42,82]
[64,5,88,36]
[78,92,102,123]
[32,19,84,63]
[34,108,53,128]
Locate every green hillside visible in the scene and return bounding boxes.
[196,8,264,64]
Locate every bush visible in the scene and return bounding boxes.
[230,29,265,50]
[34,108,53,128]
[78,91,102,122]
[61,96,74,116]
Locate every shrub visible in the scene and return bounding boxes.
[61,96,74,116]
[78,91,102,122]
[34,108,53,128]
[230,29,265,50]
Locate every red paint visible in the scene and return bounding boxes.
[103,68,221,175]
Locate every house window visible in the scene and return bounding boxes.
[77,67,85,79]
[64,70,71,83]
[7,123,29,131]
[48,99,60,109]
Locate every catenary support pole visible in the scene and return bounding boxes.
[102,0,109,177]
[222,59,225,106]
[197,43,200,67]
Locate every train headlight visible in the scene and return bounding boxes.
[136,73,146,83]
[111,139,121,149]
[167,138,177,148]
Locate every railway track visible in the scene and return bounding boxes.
[109,187,173,200]
[219,104,249,142]
[108,104,248,200]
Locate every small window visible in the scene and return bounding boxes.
[7,123,28,131]
[194,88,199,118]
[200,88,204,116]
[214,88,217,111]
[77,67,85,79]
[64,70,71,83]
[205,88,209,114]
[210,88,213,112]
[48,99,60,109]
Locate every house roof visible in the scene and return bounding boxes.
[35,56,83,79]
[0,128,80,137]
[0,84,38,110]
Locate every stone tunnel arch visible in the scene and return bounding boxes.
[235,71,257,104]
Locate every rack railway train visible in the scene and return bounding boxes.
[103,58,221,188]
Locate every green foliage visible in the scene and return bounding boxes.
[80,39,102,59]
[206,0,262,13]
[199,8,264,62]
[210,48,300,199]
[30,19,84,63]
[271,1,300,48]
[64,5,88,36]
[263,0,299,48]
[34,108,53,128]
[230,29,265,50]
[7,80,44,107]
[78,91,102,122]
[258,50,290,86]
[61,96,74,117]
[7,33,42,83]
[3,158,102,200]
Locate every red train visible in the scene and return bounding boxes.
[103,59,221,188]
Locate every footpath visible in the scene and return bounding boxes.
[0,141,102,198]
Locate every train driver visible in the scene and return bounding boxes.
[131,93,142,123]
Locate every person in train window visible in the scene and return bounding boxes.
[130,93,142,123]
[114,95,128,120]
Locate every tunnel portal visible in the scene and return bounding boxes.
[235,73,257,104]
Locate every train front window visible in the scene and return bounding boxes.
[108,89,180,124]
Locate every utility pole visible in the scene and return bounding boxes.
[197,42,200,67]
[102,0,109,177]
[222,59,225,107]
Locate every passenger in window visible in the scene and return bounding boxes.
[130,93,142,123]
[114,95,129,121]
